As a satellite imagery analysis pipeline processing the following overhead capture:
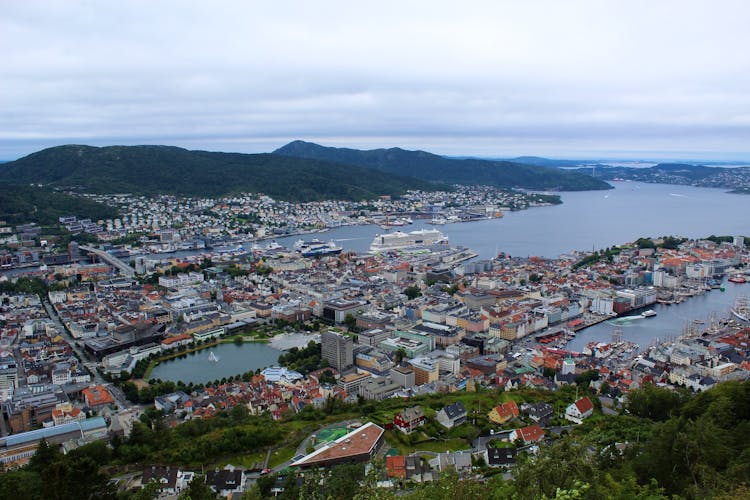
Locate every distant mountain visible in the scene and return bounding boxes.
[0,145,444,200]
[574,162,750,191]
[274,140,611,191]
[0,183,118,225]
[508,156,602,168]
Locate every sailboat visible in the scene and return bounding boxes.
[208,351,219,363]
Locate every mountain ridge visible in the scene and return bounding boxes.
[274,140,612,191]
[0,144,445,201]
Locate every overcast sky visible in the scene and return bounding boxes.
[2,1,749,161]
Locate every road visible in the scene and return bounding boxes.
[42,299,132,411]
[79,245,136,277]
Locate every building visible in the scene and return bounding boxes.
[565,396,594,424]
[0,417,108,468]
[436,402,467,429]
[390,365,415,389]
[82,385,115,411]
[206,465,245,496]
[322,299,364,324]
[488,400,519,425]
[358,328,392,347]
[509,424,545,445]
[358,377,402,401]
[337,372,372,394]
[321,331,353,371]
[486,446,517,468]
[393,406,425,434]
[290,422,384,469]
[409,357,439,385]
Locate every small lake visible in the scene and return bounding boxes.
[148,342,282,384]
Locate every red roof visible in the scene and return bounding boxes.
[516,424,545,443]
[575,396,594,415]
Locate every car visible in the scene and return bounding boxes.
[260,468,271,475]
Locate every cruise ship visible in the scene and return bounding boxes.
[293,239,343,257]
[369,229,448,253]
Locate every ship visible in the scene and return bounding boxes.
[731,296,749,322]
[728,274,747,284]
[369,229,448,253]
[293,239,343,257]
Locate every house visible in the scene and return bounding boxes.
[429,451,472,476]
[206,465,245,496]
[486,446,517,468]
[141,466,178,496]
[520,402,554,424]
[509,424,545,445]
[154,391,191,414]
[565,396,594,424]
[393,406,425,434]
[488,400,519,425]
[385,455,427,481]
[436,402,467,429]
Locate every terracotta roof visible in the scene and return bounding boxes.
[575,396,594,415]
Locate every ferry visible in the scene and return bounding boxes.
[369,229,448,253]
[293,239,343,258]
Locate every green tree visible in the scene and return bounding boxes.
[403,285,422,300]
[179,476,214,500]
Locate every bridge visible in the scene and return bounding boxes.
[80,245,136,277]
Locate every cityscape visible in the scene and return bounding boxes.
[2,2,750,500]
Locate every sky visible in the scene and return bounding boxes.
[2,1,750,161]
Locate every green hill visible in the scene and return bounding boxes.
[0,183,118,225]
[274,140,612,191]
[0,145,445,200]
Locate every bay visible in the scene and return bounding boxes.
[274,182,750,259]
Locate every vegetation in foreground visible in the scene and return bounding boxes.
[0,380,747,499]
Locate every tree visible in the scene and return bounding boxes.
[343,314,357,330]
[318,369,336,385]
[179,476,214,500]
[403,285,422,300]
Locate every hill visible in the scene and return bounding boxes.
[274,140,612,191]
[574,162,750,192]
[0,145,445,201]
[0,183,118,225]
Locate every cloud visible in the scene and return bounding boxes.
[2,0,749,160]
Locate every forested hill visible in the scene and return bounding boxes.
[0,183,118,225]
[0,145,445,201]
[274,140,612,191]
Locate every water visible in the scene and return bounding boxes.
[148,342,282,384]
[566,281,748,352]
[272,182,750,259]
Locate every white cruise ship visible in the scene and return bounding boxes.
[369,229,448,253]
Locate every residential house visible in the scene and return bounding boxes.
[565,396,594,424]
[488,400,519,425]
[509,424,545,445]
[436,402,467,429]
[393,406,425,434]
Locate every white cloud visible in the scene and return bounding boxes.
[1,0,749,159]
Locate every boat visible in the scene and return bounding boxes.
[728,274,747,284]
[641,310,657,318]
[369,229,448,253]
[208,351,219,363]
[429,217,449,225]
[293,239,343,257]
[731,296,749,322]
